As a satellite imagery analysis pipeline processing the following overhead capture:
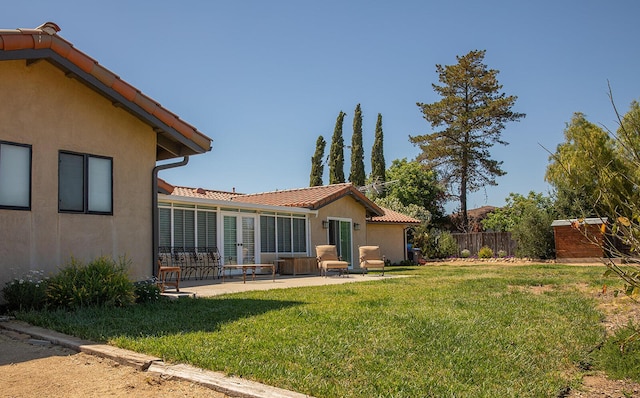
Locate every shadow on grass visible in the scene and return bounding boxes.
[17,297,303,342]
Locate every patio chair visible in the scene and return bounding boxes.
[315,245,349,277]
[359,245,386,276]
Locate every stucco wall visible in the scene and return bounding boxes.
[311,196,367,268]
[0,60,155,286]
[366,223,408,264]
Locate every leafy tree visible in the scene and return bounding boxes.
[349,104,366,187]
[309,135,326,186]
[482,191,556,258]
[329,111,346,184]
[545,112,625,218]
[370,113,386,198]
[384,158,445,224]
[411,50,525,231]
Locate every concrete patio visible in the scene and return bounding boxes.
[165,272,401,298]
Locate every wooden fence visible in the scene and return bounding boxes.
[451,232,517,257]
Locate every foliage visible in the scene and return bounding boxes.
[46,256,135,310]
[2,270,48,312]
[545,112,624,218]
[483,191,554,232]
[482,191,556,259]
[497,250,508,258]
[419,228,458,259]
[478,246,494,258]
[309,135,326,186]
[383,158,445,223]
[370,113,386,198]
[546,96,640,298]
[374,196,431,225]
[329,111,346,184]
[411,50,525,230]
[349,104,365,187]
[16,265,612,397]
[133,279,163,304]
[460,249,471,258]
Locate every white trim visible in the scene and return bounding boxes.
[159,193,317,215]
[551,218,608,227]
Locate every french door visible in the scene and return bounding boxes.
[328,219,353,268]
[222,213,257,265]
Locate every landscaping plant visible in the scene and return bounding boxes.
[46,256,135,310]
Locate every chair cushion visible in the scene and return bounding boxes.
[316,245,339,261]
[321,260,349,269]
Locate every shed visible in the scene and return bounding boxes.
[551,218,607,261]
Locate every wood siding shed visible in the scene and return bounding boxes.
[551,218,607,260]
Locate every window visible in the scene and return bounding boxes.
[157,203,218,250]
[260,214,307,254]
[59,151,112,214]
[260,215,276,252]
[0,141,31,210]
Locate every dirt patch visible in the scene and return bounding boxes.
[0,329,228,398]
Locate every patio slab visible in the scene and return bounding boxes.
[165,273,401,298]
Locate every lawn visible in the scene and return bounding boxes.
[16,264,638,398]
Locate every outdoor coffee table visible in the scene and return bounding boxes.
[221,264,276,283]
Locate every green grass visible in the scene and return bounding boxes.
[15,264,636,397]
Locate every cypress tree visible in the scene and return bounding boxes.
[309,135,326,186]
[329,111,346,184]
[349,104,366,187]
[371,113,386,197]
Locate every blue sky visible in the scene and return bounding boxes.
[3,1,639,212]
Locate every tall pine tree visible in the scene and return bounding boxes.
[371,113,386,198]
[349,104,365,187]
[309,135,326,186]
[329,111,346,184]
[411,50,524,231]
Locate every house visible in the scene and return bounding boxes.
[551,218,607,261]
[158,181,421,272]
[0,22,212,287]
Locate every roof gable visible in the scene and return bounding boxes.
[231,183,385,217]
[0,22,212,160]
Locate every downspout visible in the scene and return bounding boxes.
[152,156,189,277]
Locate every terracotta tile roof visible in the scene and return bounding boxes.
[370,207,421,224]
[171,186,242,201]
[231,183,385,216]
[0,22,212,160]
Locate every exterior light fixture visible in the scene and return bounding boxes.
[353,223,360,230]
[322,220,329,229]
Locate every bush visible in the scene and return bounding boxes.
[2,270,48,312]
[497,250,508,258]
[436,231,458,258]
[460,249,471,258]
[46,256,135,310]
[134,279,162,304]
[478,246,494,259]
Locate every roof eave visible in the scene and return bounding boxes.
[0,30,212,160]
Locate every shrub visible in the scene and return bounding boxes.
[478,246,494,259]
[134,279,162,304]
[497,250,508,258]
[2,270,48,312]
[46,256,135,310]
[436,231,458,258]
[460,249,471,258]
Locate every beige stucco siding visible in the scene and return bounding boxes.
[311,196,367,268]
[0,60,155,286]
[366,223,408,264]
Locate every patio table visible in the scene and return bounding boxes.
[221,264,276,283]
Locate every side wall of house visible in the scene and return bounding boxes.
[0,60,155,286]
[366,223,407,264]
[311,196,367,268]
